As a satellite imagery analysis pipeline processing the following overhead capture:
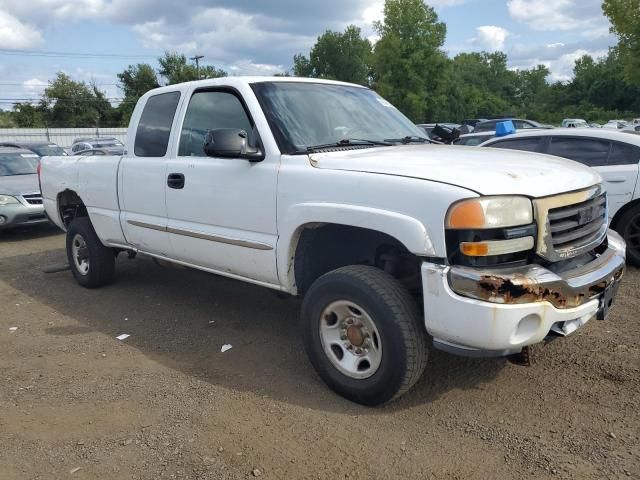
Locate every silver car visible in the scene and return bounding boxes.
[0,147,49,231]
[70,137,125,155]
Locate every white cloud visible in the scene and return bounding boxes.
[22,78,47,96]
[507,0,609,34]
[474,26,509,51]
[509,43,609,82]
[547,49,608,81]
[0,11,42,49]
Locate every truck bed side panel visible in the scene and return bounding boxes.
[77,155,126,245]
[41,155,127,245]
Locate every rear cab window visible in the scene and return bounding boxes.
[134,91,181,157]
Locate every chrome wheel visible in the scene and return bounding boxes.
[71,233,90,275]
[319,300,382,379]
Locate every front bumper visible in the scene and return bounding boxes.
[0,202,49,230]
[422,230,626,356]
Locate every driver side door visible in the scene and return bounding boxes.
[164,87,280,286]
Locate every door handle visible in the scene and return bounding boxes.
[167,173,185,189]
[605,177,626,183]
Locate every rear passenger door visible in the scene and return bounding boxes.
[120,91,182,256]
[545,136,639,219]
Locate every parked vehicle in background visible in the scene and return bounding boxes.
[603,120,630,130]
[589,123,602,128]
[562,119,589,128]
[633,119,640,125]
[0,146,49,231]
[622,124,640,134]
[460,119,487,129]
[474,118,544,132]
[70,137,125,155]
[453,131,496,146]
[416,123,461,140]
[0,141,67,156]
[39,77,626,405]
[481,128,640,265]
[73,146,126,156]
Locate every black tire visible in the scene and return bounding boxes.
[301,265,428,406]
[66,217,115,288]
[614,205,640,267]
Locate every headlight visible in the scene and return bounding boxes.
[0,195,19,206]
[445,196,536,266]
[446,196,533,229]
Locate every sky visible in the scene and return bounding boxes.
[0,0,617,107]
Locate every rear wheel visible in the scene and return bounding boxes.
[66,217,115,288]
[301,265,428,406]
[615,205,640,266]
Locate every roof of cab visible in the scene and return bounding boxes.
[143,76,368,97]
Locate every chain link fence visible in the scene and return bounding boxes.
[0,127,127,150]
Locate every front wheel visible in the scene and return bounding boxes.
[66,217,115,288]
[301,265,428,406]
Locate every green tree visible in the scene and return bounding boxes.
[293,25,372,85]
[39,73,114,127]
[11,104,44,127]
[158,52,226,85]
[371,0,448,122]
[603,0,640,85]
[449,52,515,118]
[117,63,160,124]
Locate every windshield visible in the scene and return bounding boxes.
[251,82,428,154]
[30,145,66,156]
[0,153,38,176]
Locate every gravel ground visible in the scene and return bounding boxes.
[1,225,639,480]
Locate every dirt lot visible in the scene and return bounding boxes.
[1,225,639,480]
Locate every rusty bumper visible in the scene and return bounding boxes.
[448,230,626,310]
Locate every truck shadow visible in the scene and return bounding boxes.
[0,223,61,242]
[3,249,506,413]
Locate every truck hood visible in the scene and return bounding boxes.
[0,174,40,196]
[309,145,601,197]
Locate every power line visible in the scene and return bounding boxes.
[0,48,158,59]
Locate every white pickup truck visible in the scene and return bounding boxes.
[40,77,626,405]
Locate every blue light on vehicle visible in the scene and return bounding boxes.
[495,120,516,137]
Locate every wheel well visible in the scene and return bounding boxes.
[610,198,640,231]
[57,190,88,228]
[293,224,423,295]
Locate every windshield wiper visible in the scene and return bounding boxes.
[306,138,392,152]
[384,135,431,144]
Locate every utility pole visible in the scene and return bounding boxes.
[190,55,204,79]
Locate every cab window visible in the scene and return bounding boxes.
[179,90,253,157]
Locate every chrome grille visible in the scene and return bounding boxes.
[21,193,43,205]
[534,186,608,261]
[548,194,607,252]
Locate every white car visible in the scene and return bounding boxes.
[562,118,589,128]
[481,128,640,265]
[603,120,630,130]
[39,77,625,405]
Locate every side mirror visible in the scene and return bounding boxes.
[203,129,264,162]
